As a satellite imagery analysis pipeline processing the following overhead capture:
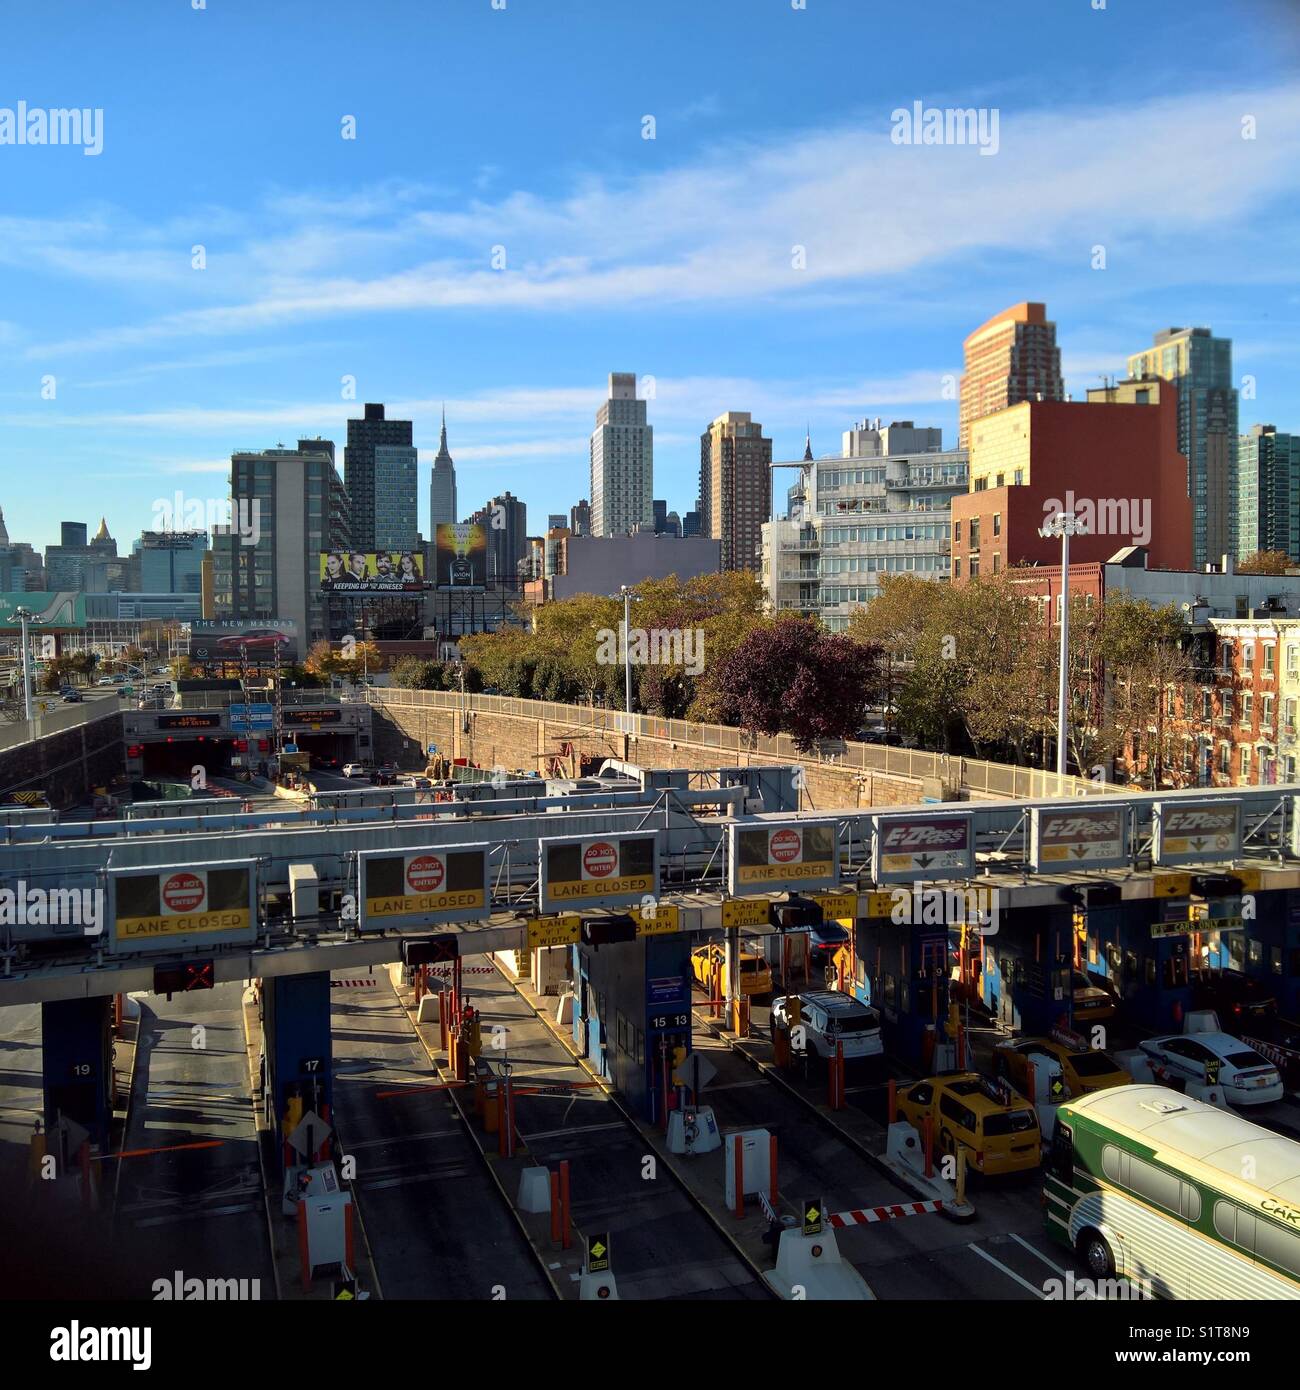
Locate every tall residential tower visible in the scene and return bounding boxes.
[1128,326,1238,569]
[699,411,773,573]
[590,373,653,537]
[958,302,1064,449]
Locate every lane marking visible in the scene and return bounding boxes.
[967,1242,1047,1299]
[517,1120,626,1143]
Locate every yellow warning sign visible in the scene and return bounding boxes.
[864,891,896,920]
[526,914,581,951]
[1153,871,1192,899]
[812,891,858,922]
[722,898,770,929]
[632,904,680,935]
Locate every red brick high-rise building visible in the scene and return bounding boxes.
[958,302,1064,449]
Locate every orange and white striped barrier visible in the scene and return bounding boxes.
[829,1199,943,1228]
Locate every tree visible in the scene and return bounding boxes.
[1097,594,1197,788]
[1238,550,1292,576]
[390,657,453,690]
[703,615,883,750]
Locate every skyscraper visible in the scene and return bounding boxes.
[958,302,1064,449]
[1237,424,1300,563]
[590,373,653,536]
[214,439,350,646]
[1128,327,1238,568]
[478,491,528,583]
[135,530,208,595]
[699,411,773,573]
[429,406,458,532]
[345,403,416,551]
[569,499,591,536]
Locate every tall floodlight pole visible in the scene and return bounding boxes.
[619,586,640,715]
[1038,513,1088,777]
[15,607,34,722]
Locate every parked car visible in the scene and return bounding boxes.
[1191,968,1277,1025]
[770,990,883,1060]
[993,1033,1132,1100]
[690,943,773,998]
[806,920,852,969]
[1139,1031,1284,1106]
[1072,969,1119,1024]
[896,1072,1041,1175]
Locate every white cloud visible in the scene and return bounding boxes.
[18,84,1300,359]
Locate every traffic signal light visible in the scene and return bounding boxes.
[402,935,459,967]
[153,959,215,997]
[580,914,636,948]
[1064,882,1121,910]
[769,895,823,929]
[1191,873,1242,899]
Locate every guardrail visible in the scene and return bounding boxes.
[365,687,1117,800]
[0,695,122,754]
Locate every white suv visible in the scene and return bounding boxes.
[771,990,883,1061]
[342,763,369,779]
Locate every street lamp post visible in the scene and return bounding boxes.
[1038,512,1088,777]
[618,585,641,715]
[15,607,34,722]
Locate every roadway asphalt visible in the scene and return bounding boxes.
[452,953,767,1299]
[111,983,274,1299]
[328,971,552,1300]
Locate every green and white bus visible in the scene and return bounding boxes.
[1045,1084,1300,1299]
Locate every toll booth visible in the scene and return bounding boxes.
[41,995,113,1153]
[572,927,693,1124]
[856,914,950,1068]
[261,972,333,1175]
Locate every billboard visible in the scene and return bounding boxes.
[435,523,488,590]
[189,619,298,663]
[538,833,659,914]
[0,592,86,631]
[358,844,491,928]
[1028,805,1129,872]
[727,820,840,896]
[1152,798,1242,866]
[871,811,975,883]
[109,860,257,955]
[319,551,427,594]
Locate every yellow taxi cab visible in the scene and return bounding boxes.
[896,1071,1041,1175]
[1071,969,1118,1024]
[993,1027,1132,1100]
[690,942,773,997]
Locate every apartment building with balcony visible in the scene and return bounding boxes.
[762,442,967,629]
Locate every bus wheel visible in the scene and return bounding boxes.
[1078,1230,1114,1279]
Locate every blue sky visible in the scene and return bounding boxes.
[2,0,1299,552]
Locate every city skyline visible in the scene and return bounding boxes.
[1,1,1299,549]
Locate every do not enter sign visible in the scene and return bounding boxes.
[770,829,801,864]
[406,855,445,894]
[582,841,618,879]
[162,872,206,914]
